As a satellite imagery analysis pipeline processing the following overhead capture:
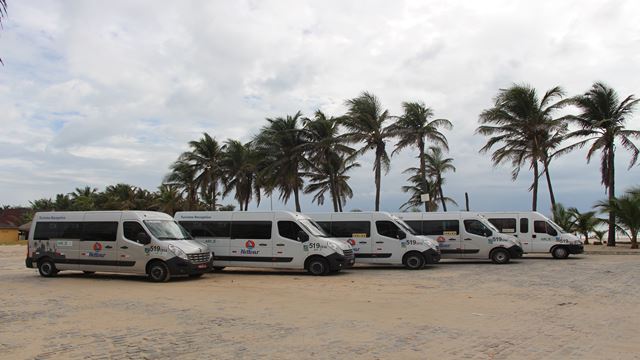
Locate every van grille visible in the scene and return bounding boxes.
[343,249,354,258]
[188,252,211,264]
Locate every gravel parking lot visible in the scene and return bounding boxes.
[1,245,639,360]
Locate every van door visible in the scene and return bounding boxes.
[330,221,372,259]
[422,218,462,257]
[519,216,533,253]
[533,220,558,252]
[373,220,402,262]
[79,221,119,270]
[117,221,150,273]
[274,220,304,267]
[229,221,273,264]
[461,219,491,258]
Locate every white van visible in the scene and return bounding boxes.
[393,212,523,264]
[307,212,441,270]
[174,211,354,275]
[481,212,584,259]
[26,211,212,282]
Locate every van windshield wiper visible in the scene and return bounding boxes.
[157,236,182,240]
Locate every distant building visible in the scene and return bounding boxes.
[0,208,30,242]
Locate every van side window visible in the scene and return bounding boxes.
[328,221,370,237]
[421,220,459,235]
[519,218,528,233]
[404,221,422,234]
[376,221,402,239]
[464,220,492,237]
[278,221,304,241]
[487,218,516,233]
[82,222,118,242]
[34,222,83,240]
[534,221,557,236]
[315,221,331,233]
[180,221,230,237]
[123,222,148,243]
[231,221,272,239]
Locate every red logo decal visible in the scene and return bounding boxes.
[245,240,255,249]
[93,242,103,251]
[347,239,356,246]
[436,236,446,243]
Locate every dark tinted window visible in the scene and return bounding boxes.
[123,222,147,242]
[82,222,118,242]
[487,218,517,233]
[534,221,557,236]
[34,222,83,240]
[405,221,422,234]
[180,221,231,237]
[520,218,529,233]
[230,221,272,239]
[420,220,459,236]
[376,221,402,239]
[278,221,304,241]
[315,221,331,233]
[326,221,370,237]
[464,219,492,237]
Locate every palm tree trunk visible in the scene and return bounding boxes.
[544,159,557,210]
[583,231,589,245]
[418,138,429,212]
[607,146,616,247]
[293,184,301,212]
[374,151,382,212]
[631,231,638,249]
[439,179,447,212]
[330,174,339,212]
[532,161,539,211]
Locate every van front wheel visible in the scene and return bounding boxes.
[552,246,569,259]
[403,252,425,270]
[148,261,171,282]
[491,248,511,264]
[307,258,329,276]
[38,259,57,277]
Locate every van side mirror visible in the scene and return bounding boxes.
[397,230,407,240]
[297,231,309,243]
[484,230,492,237]
[136,232,151,245]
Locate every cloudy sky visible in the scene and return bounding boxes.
[1,0,639,216]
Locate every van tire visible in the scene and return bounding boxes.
[307,257,330,276]
[552,246,569,259]
[148,261,171,282]
[403,252,425,270]
[38,258,57,277]
[490,248,510,264]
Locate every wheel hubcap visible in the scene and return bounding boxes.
[496,253,506,261]
[42,264,51,274]
[312,263,323,273]
[408,257,419,267]
[152,268,163,279]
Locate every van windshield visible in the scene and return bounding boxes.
[478,215,501,233]
[299,219,330,237]
[392,217,417,235]
[144,220,193,240]
[547,220,567,234]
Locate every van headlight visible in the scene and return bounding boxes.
[327,242,343,255]
[168,244,189,260]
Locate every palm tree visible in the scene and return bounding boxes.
[69,186,98,211]
[400,167,457,211]
[164,160,199,210]
[221,139,261,211]
[304,154,360,211]
[568,208,603,245]
[301,110,354,211]
[595,189,640,249]
[388,101,452,211]
[551,203,576,232]
[343,92,394,211]
[477,84,567,211]
[424,146,456,211]
[154,184,183,215]
[30,198,55,211]
[181,133,224,211]
[101,183,138,210]
[0,0,7,65]
[253,111,307,212]
[562,82,640,246]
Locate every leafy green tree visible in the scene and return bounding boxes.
[551,203,575,232]
[568,208,603,245]
[304,155,360,211]
[562,82,640,246]
[29,198,55,211]
[424,146,456,211]
[388,101,452,211]
[181,133,224,211]
[253,111,307,212]
[301,110,354,211]
[221,139,261,211]
[69,186,98,211]
[477,84,567,211]
[343,92,394,211]
[153,184,183,215]
[165,160,199,210]
[400,167,457,211]
[596,189,640,249]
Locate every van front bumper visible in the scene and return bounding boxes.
[567,244,584,254]
[327,252,355,271]
[423,249,441,263]
[508,245,524,258]
[165,256,212,276]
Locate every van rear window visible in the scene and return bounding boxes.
[322,221,370,238]
[487,218,517,233]
[82,222,118,242]
[420,220,459,236]
[34,222,83,240]
[230,221,272,239]
[180,221,231,237]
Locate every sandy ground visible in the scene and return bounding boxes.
[1,245,639,360]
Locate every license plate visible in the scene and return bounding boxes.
[197,264,207,269]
